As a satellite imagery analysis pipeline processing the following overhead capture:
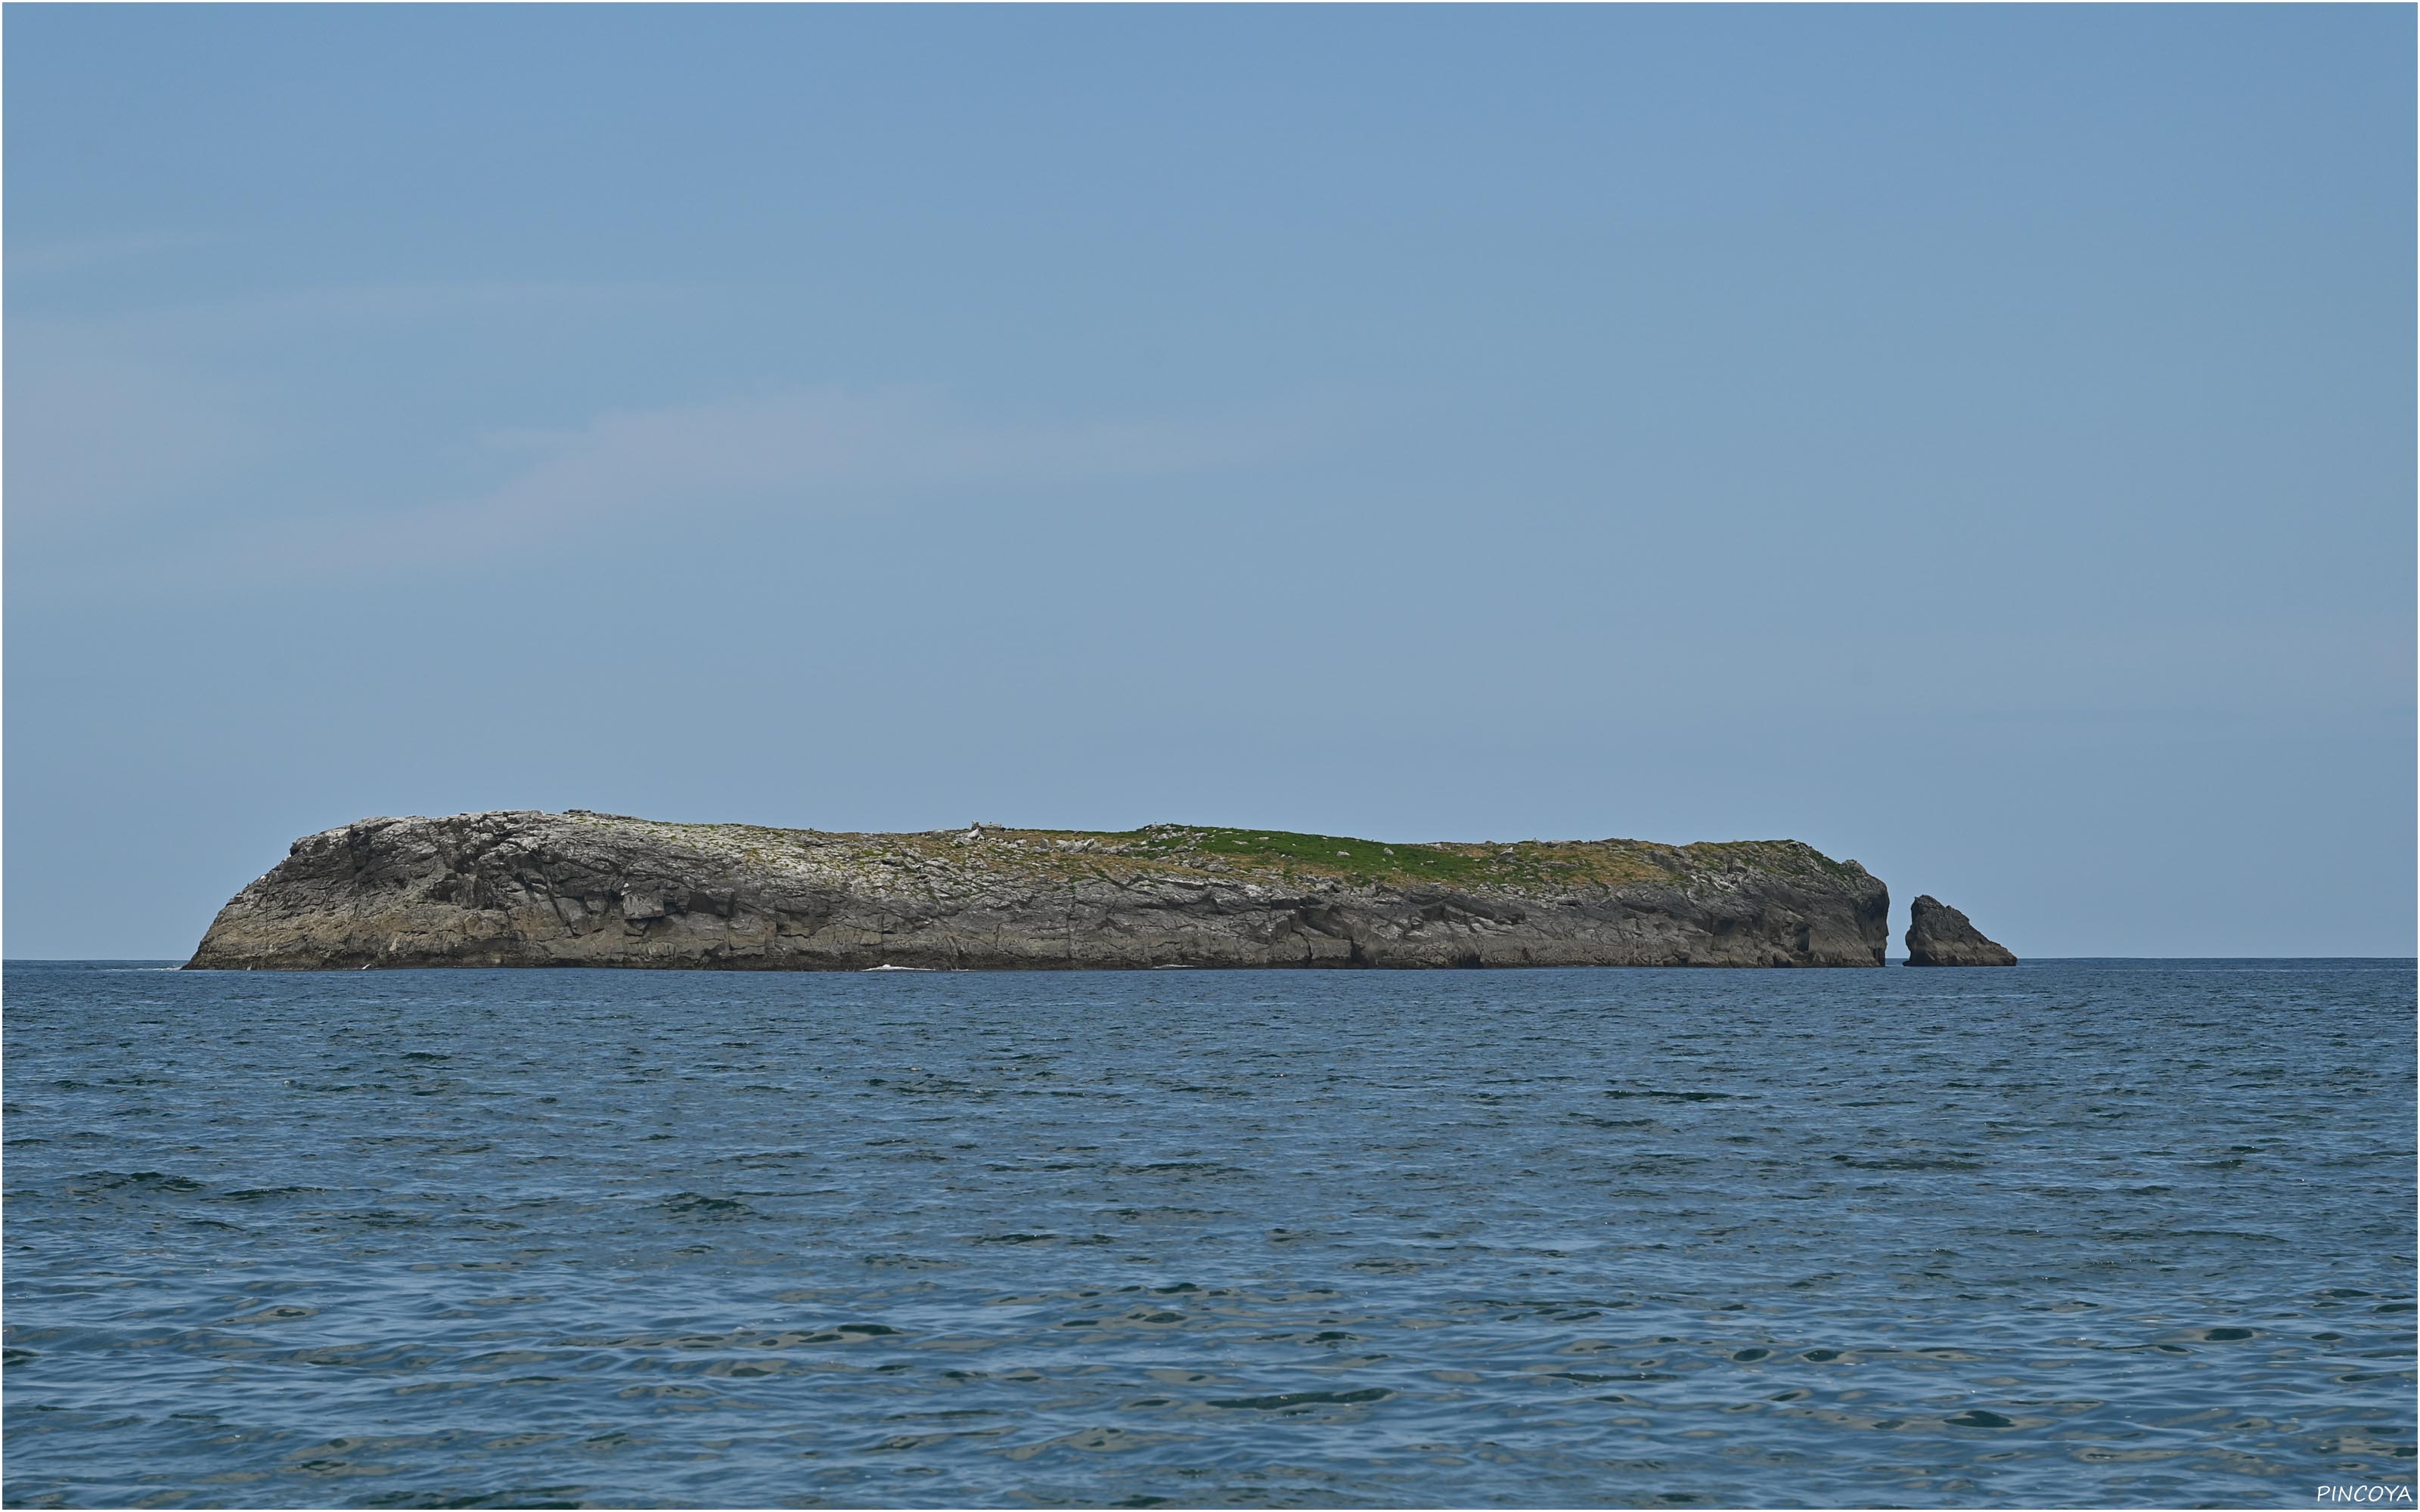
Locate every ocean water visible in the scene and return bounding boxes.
[3,959,2412,1509]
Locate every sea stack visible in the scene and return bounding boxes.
[185,810,1892,971]
[1904,894,2018,966]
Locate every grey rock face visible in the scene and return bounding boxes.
[185,810,1892,971]
[1904,894,2017,966]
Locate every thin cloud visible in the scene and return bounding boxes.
[4,230,227,277]
[2,342,263,528]
[14,277,688,345]
[5,277,686,531]
[357,386,1290,559]
[94,384,1322,585]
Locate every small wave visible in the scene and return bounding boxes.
[69,1170,206,1194]
[1604,1089,1742,1101]
[1830,1153,1986,1171]
[213,1186,330,1203]
[655,1193,759,1220]
[1205,1387,1391,1411]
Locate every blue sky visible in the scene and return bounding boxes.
[6,5,2412,958]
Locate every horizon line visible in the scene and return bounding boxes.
[5,956,2413,967]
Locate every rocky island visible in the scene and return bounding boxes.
[185,810,1891,971]
[1904,894,2018,966]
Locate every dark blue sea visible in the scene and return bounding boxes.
[4,959,2412,1508]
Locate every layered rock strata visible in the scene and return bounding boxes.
[1904,894,2018,966]
[186,810,1892,971]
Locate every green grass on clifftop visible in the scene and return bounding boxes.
[558,812,1860,893]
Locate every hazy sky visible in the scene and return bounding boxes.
[6,5,2412,959]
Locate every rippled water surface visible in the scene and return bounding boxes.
[5,960,2412,1507]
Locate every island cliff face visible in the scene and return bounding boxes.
[185,811,1891,971]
